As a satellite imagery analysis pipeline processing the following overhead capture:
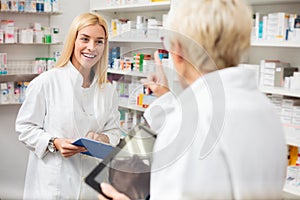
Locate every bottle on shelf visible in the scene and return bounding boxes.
[43,27,52,44]
[51,0,59,12]
[36,0,44,12]
[18,0,25,11]
[44,0,52,12]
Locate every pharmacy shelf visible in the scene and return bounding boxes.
[118,102,146,112]
[108,68,148,78]
[259,86,300,98]
[284,125,300,147]
[284,183,300,197]
[110,37,161,43]
[0,74,38,83]
[0,103,21,106]
[91,1,170,13]
[0,42,63,46]
[0,11,62,15]
[251,40,300,48]
[248,0,300,5]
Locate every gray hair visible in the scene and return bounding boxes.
[166,0,252,73]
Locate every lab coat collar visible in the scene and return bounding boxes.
[66,61,98,89]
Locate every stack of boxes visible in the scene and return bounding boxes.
[267,12,289,41]
[268,94,300,127]
[109,14,166,40]
[109,46,157,74]
[259,59,298,87]
[253,12,300,42]
[0,0,61,44]
[0,19,15,43]
[0,20,60,44]
[281,97,300,126]
[0,0,59,12]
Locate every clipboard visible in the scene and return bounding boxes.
[72,138,115,159]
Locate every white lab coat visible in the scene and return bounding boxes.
[144,66,287,199]
[15,62,121,199]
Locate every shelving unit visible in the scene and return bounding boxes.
[284,125,300,147]
[249,1,300,198]
[90,0,168,42]
[284,184,300,197]
[0,10,62,58]
[91,0,169,133]
[118,102,146,112]
[0,74,38,83]
[109,37,161,43]
[0,102,21,106]
[260,87,300,98]
[91,0,300,198]
[251,40,300,48]
[0,10,62,105]
[91,0,169,115]
[0,11,62,15]
[260,87,300,152]
[0,42,63,46]
[259,87,300,149]
[90,1,170,12]
[247,0,300,5]
[107,68,148,78]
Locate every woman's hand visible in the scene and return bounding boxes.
[86,131,110,144]
[54,138,87,158]
[140,51,170,97]
[98,183,130,200]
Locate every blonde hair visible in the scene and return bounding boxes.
[167,0,252,72]
[55,12,109,86]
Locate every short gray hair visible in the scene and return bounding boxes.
[167,0,252,73]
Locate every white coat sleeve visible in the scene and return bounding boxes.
[15,77,51,159]
[102,87,121,146]
[143,92,177,133]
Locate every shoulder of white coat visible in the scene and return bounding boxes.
[29,67,65,87]
[29,68,64,87]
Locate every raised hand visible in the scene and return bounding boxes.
[140,51,170,97]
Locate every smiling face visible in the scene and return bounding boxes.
[71,24,106,72]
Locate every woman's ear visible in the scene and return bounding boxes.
[171,41,184,64]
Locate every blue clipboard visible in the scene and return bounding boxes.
[72,138,115,159]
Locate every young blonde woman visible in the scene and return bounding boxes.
[98,0,287,199]
[16,13,121,199]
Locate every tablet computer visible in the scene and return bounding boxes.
[85,124,156,200]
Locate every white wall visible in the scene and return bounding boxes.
[0,104,27,199]
[0,1,90,199]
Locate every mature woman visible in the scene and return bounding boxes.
[99,0,287,199]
